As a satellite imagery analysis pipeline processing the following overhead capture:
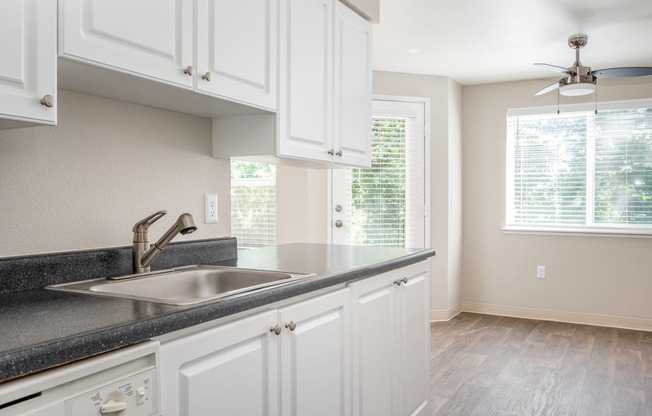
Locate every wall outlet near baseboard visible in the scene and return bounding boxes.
[536,265,546,279]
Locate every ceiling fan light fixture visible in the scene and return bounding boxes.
[559,82,596,96]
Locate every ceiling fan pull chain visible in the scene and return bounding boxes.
[557,89,560,115]
[594,85,598,115]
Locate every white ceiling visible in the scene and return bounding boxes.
[372,0,652,86]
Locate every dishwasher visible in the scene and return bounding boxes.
[0,340,160,416]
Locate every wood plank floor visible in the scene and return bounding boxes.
[430,313,652,415]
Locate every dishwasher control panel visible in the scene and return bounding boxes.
[0,341,160,416]
[66,367,157,415]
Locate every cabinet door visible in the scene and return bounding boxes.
[196,0,277,110]
[349,273,395,416]
[0,0,56,128]
[60,0,193,88]
[396,265,430,416]
[333,1,372,167]
[277,0,333,163]
[279,288,350,416]
[160,310,279,416]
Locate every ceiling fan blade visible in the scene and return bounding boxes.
[535,81,560,96]
[592,67,652,78]
[534,63,572,74]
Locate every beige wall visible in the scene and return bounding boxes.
[462,77,652,326]
[276,165,329,244]
[373,71,463,318]
[0,90,231,257]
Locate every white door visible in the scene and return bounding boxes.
[277,0,333,163]
[333,1,372,167]
[60,0,194,88]
[279,288,350,416]
[196,0,277,110]
[160,310,279,416]
[332,99,427,247]
[0,0,56,127]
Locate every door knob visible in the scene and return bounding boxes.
[202,72,212,81]
[334,220,343,228]
[285,321,297,331]
[183,65,194,76]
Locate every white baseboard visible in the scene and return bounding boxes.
[430,303,462,322]
[461,301,652,332]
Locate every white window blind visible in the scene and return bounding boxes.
[350,116,408,246]
[506,99,652,233]
[230,161,276,248]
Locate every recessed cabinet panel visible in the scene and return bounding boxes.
[60,0,193,88]
[90,0,176,58]
[160,310,279,416]
[334,2,372,167]
[196,0,277,110]
[278,0,333,162]
[0,1,25,85]
[0,0,56,127]
[279,288,350,416]
[180,337,266,416]
[348,262,430,416]
[351,284,394,416]
[397,273,429,416]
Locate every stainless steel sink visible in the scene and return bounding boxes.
[47,265,314,305]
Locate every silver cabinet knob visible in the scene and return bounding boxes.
[401,277,408,284]
[334,220,343,228]
[40,95,54,108]
[183,66,194,76]
[202,72,212,81]
[285,321,297,331]
[393,279,402,286]
[335,150,343,157]
[270,325,282,335]
[334,204,343,212]
[327,149,335,156]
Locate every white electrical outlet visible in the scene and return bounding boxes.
[205,194,218,224]
[536,265,546,279]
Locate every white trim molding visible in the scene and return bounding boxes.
[461,302,652,332]
[430,303,462,322]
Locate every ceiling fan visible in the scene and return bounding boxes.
[534,34,652,96]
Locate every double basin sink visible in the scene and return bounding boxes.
[48,265,314,305]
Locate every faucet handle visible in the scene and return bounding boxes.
[132,211,167,232]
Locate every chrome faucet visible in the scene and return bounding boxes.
[132,211,197,273]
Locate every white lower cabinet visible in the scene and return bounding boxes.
[160,288,349,416]
[349,261,430,416]
[159,262,429,416]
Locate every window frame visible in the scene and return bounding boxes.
[504,98,652,237]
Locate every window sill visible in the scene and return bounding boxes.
[502,225,652,238]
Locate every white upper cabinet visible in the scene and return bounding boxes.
[60,0,194,88]
[277,0,333,163]
[196,0,277,110]
[0,0,57,129]
[276,0,371,167]
[59,0,276,110]
[333,0,372,167]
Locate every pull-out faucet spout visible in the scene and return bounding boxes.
[132,211,197,273]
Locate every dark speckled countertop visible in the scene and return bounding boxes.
[0,242,435,383]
